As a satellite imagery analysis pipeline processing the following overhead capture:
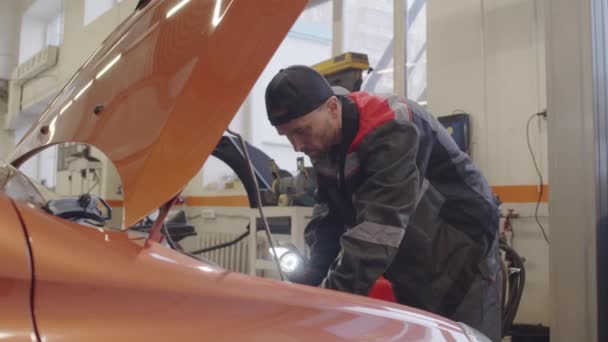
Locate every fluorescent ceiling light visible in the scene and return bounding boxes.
[166,0,191,18]
[96,54,121,79]
[74,80,93,100]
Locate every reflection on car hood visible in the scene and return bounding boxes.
[8,0,306,228]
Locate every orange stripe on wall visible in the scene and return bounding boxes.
[492,185,549,203]
[106,185,548,208]
[106,196,249,208]
[184,195,249,207]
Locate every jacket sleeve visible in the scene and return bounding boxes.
[322,120,421,295]
[289,178,345,286]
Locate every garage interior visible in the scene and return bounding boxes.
[0,0,605,341]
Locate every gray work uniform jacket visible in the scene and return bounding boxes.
[305,92,501,332]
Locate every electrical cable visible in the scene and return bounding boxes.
[526,112,550,244]
[153,197,180,250]
[190,225,250,255]
[162,222,179,251]
[226,128,286,281]
[87,170,100,193]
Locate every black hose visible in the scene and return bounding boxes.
[190,225,250,255]
[500,251,508,319]
[162,223,179,251]
[499,239,526,336]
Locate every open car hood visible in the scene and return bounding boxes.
[9,0,306,228]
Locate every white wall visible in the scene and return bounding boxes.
[83,0,118,26]
[0,0,21,160]
[0,1,21,79]
[0,128,14,161]
[429,0,549,326]
[545,0,601,340]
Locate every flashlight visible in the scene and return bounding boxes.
[269,243,308,277]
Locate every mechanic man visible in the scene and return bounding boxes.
[265,65,501,341]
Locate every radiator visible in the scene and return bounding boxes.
[197,231,249,274]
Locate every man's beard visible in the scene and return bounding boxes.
[306,148,333,162]
[305,151,322,160]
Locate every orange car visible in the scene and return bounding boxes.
[0,0,490,340]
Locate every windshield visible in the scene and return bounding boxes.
[0,161,54,209]
[1,160,115,228]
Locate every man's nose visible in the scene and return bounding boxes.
[290,136,304,152]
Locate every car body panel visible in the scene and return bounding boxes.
[0,193,35,341]
[8,0,307,228]
[13,201,472,341]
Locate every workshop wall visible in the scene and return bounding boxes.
[428,0,549,326]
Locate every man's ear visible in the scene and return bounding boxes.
[328,96,340,118]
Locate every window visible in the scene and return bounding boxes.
[18,0,65,63]
[200,155,246,195]
[46,11,64,46]
[344,0,395,94]
[343,0,427,102]
[406,0,427,103]
[244,1,333,171]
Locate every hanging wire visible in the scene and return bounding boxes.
[526,112,550,244]
[226,128,286,281]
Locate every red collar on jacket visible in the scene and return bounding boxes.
[347,92,402,153]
